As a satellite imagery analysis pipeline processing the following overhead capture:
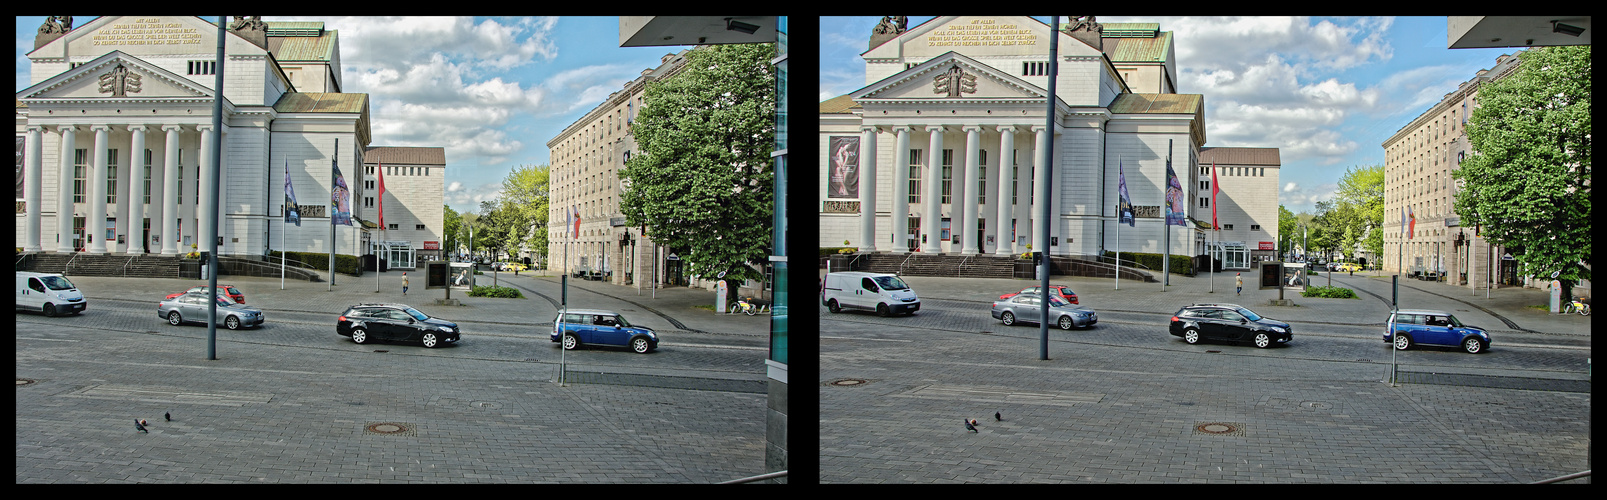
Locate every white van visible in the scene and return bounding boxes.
[17,271,87,317]
[821,271,920,316]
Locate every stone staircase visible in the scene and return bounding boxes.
[832,252,1158,283]
[17,252,319,281]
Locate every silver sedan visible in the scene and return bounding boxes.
[158,292,265,330]
[990,293,1097,330]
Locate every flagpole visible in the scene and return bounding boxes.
[330,139,337,292]
[1162,140,1171,292]
[282,159,287,290]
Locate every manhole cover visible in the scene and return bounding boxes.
[825,378,870,387]
[1194,422,1245,436]
[364,422,417,436]
[18,378,36,386]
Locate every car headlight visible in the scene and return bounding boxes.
[439,326,455,332]
[1268,327,1285,333]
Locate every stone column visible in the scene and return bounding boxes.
[960,125,983,255]
[89,125,111,254]
[161,125,182,255]
[24,126,43,252]
[126,125,148,254]
[891,126,912,254]
[859,125,878,253]
[197,124,215,256]
[1030,125,1050,254]
[56,126,77,253]
[994,125,1016,255]
[922,126,945,254]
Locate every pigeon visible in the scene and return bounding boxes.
[135,419,148,433]
[139,419,149,427]
[995,412,1001,421]
[165,412,171,422]
[965,420,977,433]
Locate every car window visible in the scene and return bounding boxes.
[1396,314,1421,325]
[403,308,429,321]
[1221,310,1244,321]
[1022,286,1040,295]
[29,278,46,293]
[862,278,877,292]
[614,315,632,328]
[1445,315,1463,328]
[872,275,910,291]
[1236,308,1263,321]
[39,276,75,290]
[1046,296,1068,307]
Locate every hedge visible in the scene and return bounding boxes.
[1101,251,1197,276]
[271,250,364,276]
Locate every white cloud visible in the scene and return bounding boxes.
[1284,182,1298,192]
[447,182,463,192]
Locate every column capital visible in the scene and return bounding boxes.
[995,124,1018,134]
[162,124,185,132]
[55,124,78,133]
[90,124,114,132]
[890,125,916,133]
[195,124,215,132]
[127,124,149,133]
[860,125,880,134]
[27,124,46,133]
[925,125,947,133]
[1031,125,1050,133]
[961,125,985,133]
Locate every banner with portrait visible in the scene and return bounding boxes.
[828,136,859,199]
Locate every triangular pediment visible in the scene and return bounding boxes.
[852,52,1046,102]
[17,51,213,102]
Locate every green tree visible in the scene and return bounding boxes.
[1455,45,1591,299]
[443,204,462,259]
[500,163,550,265]
[620,43,777,303]
[1278,205,1298,259]
[475,199,517,262]
[1333,164,1384,259]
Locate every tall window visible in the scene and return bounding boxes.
[105,149,119,204]
[908,149,923,203]
[72,149,87,203]
[977,149,987,205]
[1023,61,1048,76]
[143,150,153,204]
[940,149,954,204]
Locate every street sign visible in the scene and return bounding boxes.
[1502,253,1515,261]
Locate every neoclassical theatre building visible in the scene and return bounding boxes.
[821,16,1281,269]
[17,16,442,268]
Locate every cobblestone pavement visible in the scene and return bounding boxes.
[17,270,774,483]
[818,268,1590,483]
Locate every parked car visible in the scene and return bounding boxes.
[552,308,658,353]
[17,271,87,317]
[337,303,460,348]
[991,293,1097,330]
[999,284,1078,304]
[1384,309,1490,354]
[1169,303,1290,348]
[821,271,920,316]
[158,292,264,330]
[165,285,245,304]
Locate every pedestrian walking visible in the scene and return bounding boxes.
[402,273,409,296]
[1235,273,1243,296]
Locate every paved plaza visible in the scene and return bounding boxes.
[17,270,775,483]
[820,268,1591,483]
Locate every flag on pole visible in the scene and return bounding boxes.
[284,159,300,227]
[1117,160,1135,227]
[572,205,580,239]
[332,162,352,226]
[1210,162,1220,230]
[1164,150,1186,227]
[1407,205,1416,239]
[376,163,386,229]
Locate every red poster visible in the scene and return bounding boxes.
[1258,241,1274,250]
[423,241,439,250]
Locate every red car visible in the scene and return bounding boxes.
[165,285,245,304]
[999,285,1077,305]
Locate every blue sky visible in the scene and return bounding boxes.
[820,16,1522,215]
[17,16,695,215]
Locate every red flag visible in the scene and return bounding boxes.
[377,163,386,229]
[1210,162,1219,230]
[1407,205,1416,239]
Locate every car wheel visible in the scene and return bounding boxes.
[225,315,241,330]
[631,337,651,353]
[1183,328,1201,345]
[1393,333,1412,351]
[827,299,841,314]
[351,328,369,344]
[168,311,182,326]
[1001,311,1016,326]
[1058,315,1074,330]
[1253,332,1272,348]
[877,303,891,317]
[1463,337,1485,354]
[562,333,578,350]
[44,303,57,317]
[421,332,439,348]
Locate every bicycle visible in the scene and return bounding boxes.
[1563,298,1590,316]
[733,297,770,316]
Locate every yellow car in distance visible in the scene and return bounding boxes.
[1334,263,1363,273]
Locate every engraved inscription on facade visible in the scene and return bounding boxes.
[927,19,1037,47]
[92,18,202,46]
[823,201,861,214]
